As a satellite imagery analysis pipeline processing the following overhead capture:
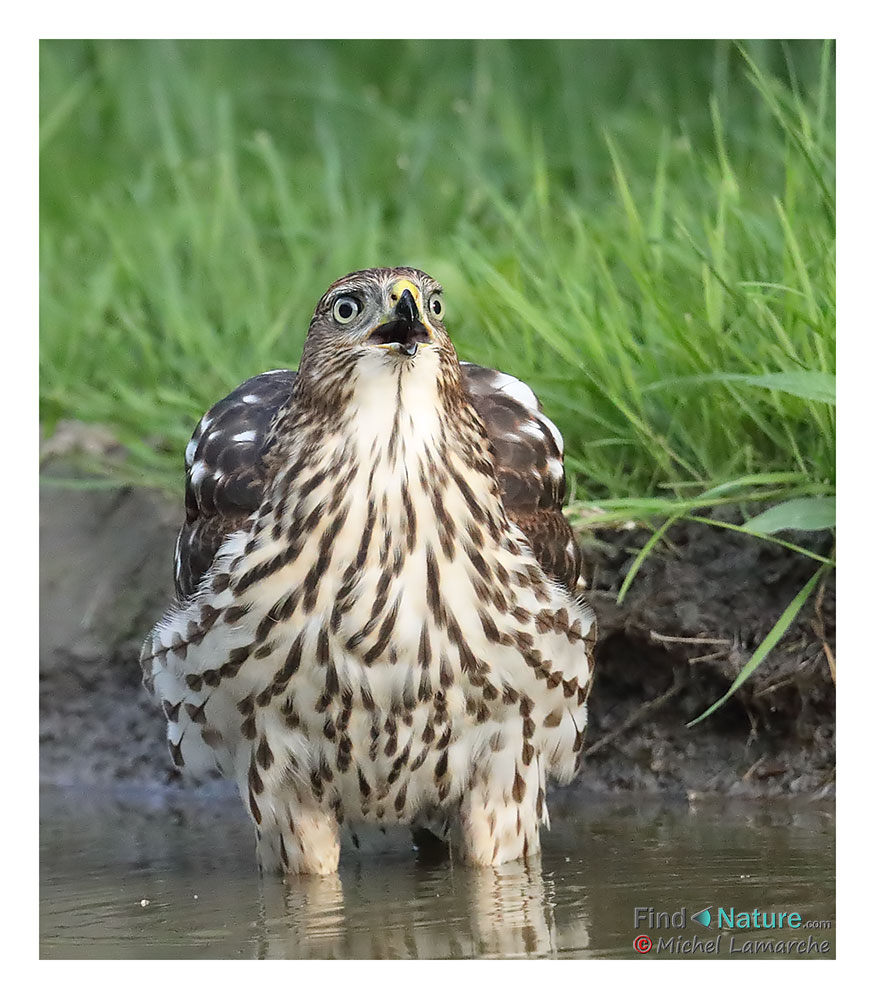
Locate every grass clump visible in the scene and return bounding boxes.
[40,40,834,499]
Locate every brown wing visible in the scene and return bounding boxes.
[460,362,582,592]
[174,370,296,599]
[174,363,580,599]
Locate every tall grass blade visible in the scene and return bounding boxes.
[644,371,835,405]
[743,497,836,533]
[686,564,828,726]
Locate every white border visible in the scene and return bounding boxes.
[21,14,853,985]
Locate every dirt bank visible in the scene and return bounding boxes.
[39,454,835,799]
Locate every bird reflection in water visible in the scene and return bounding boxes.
[253,848,590,959]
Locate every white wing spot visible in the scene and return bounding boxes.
[547,457,564,483]
[190,461,208,487]
[242,394,261,404]
[231,430,257,443]
[538,414,564,455]
[492,372,539,411]
[184,438,197,466]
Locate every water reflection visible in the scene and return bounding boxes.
[40,787,834,959]
[257,873,346,959]
[251,850,582,958]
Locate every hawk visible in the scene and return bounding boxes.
[141,267,596,875]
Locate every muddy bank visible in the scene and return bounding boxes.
[39,457,835,799]
[580,517,834,796]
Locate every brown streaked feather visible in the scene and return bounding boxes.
[511,508,581,592]
[460,363,581,591]
[175,363,581,599]
[175,370,296,599]
[460,363,565,512]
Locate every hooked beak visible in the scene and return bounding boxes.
[367,281,434,357]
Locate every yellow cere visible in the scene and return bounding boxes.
[389,278,421,307]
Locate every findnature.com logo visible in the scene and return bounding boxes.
[632,906,832,956]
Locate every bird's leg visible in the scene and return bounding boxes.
[254,796,341,877]
[456,754,544,867]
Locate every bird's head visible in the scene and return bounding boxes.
[301,267,451,368]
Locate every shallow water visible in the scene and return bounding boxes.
[40,786,835,959]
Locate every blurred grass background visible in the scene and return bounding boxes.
[39,39,835,522]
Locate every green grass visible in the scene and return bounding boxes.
[40,40,836,717]
[40,39,834,510]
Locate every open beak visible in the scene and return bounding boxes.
[367,282,434,357]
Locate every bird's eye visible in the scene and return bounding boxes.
[429,294,444,318]
[333,295,361,324]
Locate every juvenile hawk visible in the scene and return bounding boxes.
[142,267,596,875]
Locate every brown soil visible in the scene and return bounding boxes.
[39,452,835,799]
[579,516,834,797]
